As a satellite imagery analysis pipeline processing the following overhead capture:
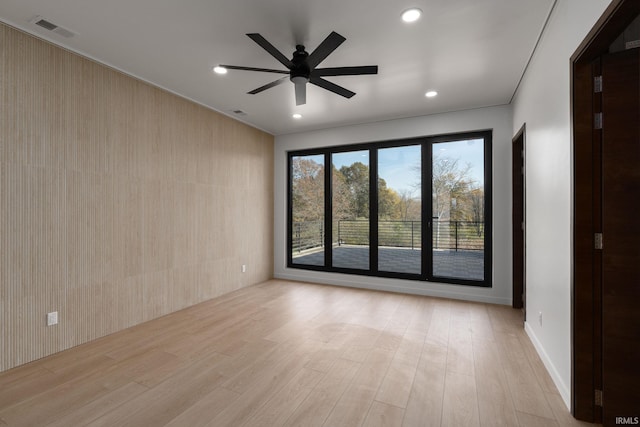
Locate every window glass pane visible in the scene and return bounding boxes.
[291,154,325,266]
[332,151,369,270]
[432,139,485,280]
[378,145,422,274]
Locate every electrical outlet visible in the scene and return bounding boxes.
[538,311,543,327]
[241,264,246,273]
[47,311,58,326]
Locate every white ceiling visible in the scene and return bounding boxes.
[0,0,554,136]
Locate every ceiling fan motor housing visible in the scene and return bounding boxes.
[290,45,310,83]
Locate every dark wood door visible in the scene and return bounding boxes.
[601,48,640,424]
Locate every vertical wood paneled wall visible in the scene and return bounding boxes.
[0,23,274,372]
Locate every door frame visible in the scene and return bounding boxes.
[512,125,526,313]
[571,0,640,421]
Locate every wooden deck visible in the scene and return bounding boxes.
[294,246,484,280]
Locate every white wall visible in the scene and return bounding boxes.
[275,105,513,305]
[511,0,611,408]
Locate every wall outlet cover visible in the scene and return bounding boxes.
[47,311,58,326]
[538,311,542,326]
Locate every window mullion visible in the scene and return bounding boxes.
[370,148,379,273]
[422,141,432,279]
[325,151,333,268]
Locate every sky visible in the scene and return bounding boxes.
[433,138,485,185]
[377,145,421,196]
[331,139,484,196]
[297,138,484,197]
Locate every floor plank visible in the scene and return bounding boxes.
[441,371,480,427]
[0,377,110,427]
[283,358,361,427]
[164,387,240,427]
[322,347,395,427]
[241,368,324,427]
[446,324,475,377]
[363,401,405,427]
[46,382,148,427]
[206,343,316,426]
[375,358,417,409]
[516,410,560,427]
[473,336,519,427]
[495,332,555,420]
[86,352,228,427]
[403,358,445,427]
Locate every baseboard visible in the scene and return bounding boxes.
[524,321,571,409]
[274,271,511,305]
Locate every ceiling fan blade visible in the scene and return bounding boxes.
[309,77,355,99]
[246,33,293,69]
[248,76,289,95]
[306,31,346,69]
[220,65,289,74]
[295,81,306,106]
[313,65,378,77]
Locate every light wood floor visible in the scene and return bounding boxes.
[0,280,595,427]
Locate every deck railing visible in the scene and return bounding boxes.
[430,220,484,251]
[292,219,484,252]
[292,220,324,253]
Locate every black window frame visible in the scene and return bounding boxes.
[287,130,493,287]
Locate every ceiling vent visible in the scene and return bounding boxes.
[30,16,76,38]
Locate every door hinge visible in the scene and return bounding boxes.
[594,112,603,130]
[594,76,603,93]
[595,233,603,250]
[595,389,603,407]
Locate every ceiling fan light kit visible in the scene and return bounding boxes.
[219,31,379,106]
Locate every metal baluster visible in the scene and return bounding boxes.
[455,221,458,252]
[411,221,414,250]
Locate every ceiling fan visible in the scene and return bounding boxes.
[219,31,378,106]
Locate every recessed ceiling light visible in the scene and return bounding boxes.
[425,90,438,98]
[213,66,228,74]
[402,8,422,23]
[292,113,303,119]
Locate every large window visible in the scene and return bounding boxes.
[288,130,492,287]
[290,154,325,267]
[378,145,422,275]
[332,150,370,270]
